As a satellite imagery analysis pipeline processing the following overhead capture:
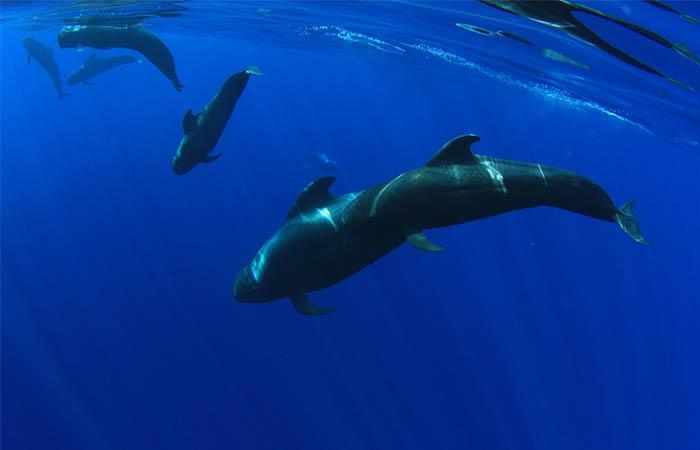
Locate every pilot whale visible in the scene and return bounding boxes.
[57,25,184,91]
[233,134,648,316]
[67,54,137,86]
[172,67,261,175]
[22,37,69,99]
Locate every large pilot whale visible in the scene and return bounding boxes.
[67,54,137,86]
[233,134,648,315]
[22,37,69,99]
[57,25,184,91]
[172,67,261,175]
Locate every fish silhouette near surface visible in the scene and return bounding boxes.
[67,54,137,86]
[233,134,648,316]
[479,0,699,89]
[57,25,184,91]
[172,67,261,175]
[23,37,70,99]
[644,0,699,24]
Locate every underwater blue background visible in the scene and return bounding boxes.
[2,2,699,449]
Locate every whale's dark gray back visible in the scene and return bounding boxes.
[22,37,68,99]
[58,25,183,90]
[67,54,137,85]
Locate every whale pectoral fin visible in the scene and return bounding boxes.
[202,153,221,164]
[290,294,335,316]
[182,109,198,135]
[407,231,446,252]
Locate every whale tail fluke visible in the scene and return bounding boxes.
[245,65,263,76]
[615,201,649,245]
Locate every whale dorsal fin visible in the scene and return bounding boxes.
[427,134,481,166]
[286,176,336,220]
[182,109,198,135]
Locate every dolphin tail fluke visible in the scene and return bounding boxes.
[58,92,71,100]
[615,201,649,245]
[245,65,263,76]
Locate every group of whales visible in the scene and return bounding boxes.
[23,24,648,316]
[23,25,184,99]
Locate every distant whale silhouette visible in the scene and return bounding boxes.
[22,37,69,99]
[233,134,648,315]
[67,53,137,86]
[172,67,261,175]
[304,152,339,173]
[57,25,184,91]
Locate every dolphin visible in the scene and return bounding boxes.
[479,0,699,89]
[22,37,69,100]
[172,67,261,175]
[233,134,648,316]
[67,53,137,86]
[57,25,184,91]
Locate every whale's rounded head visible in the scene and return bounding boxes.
[233,266,278,303]
[57,26,80,48]
[233,256,286,303]
[232,267,256,301]
[171,149,197,175]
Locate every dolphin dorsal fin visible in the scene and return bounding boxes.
[286,176,336,220]
[426,134,481,166]
[182,109,198,135]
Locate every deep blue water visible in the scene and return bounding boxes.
[2,1,699,449]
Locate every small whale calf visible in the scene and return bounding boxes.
[57,25,184,91]
[172,67,261,175]
[67,53,137,86]
[23,37,69,100]
[233,134,647,316]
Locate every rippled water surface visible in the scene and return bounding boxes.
[3,0,699,146]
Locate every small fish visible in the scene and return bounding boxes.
[541,48,590,70]
[456,22,494,36]
[644,0,699,24]
[496,30,536,46]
